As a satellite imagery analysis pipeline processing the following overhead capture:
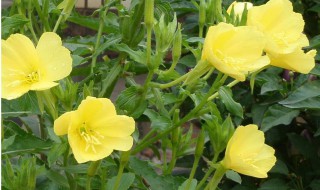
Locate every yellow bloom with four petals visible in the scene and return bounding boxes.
[221,124,276,178]
[54,96,135,163]
[2,32,72,100]
[202,22,270,81]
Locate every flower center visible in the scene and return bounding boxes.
[79,122,104,153]
[215,50,246,70]
[25,71,40,84]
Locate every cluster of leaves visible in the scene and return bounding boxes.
[1,0,320,189]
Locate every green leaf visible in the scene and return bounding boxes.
[144,109,172,131]
[2,15,29,38]
[258,179,289,190]
[114,43,146,65]
[106,173,135,190]
[261,104,300,132]
[67,12,118,33]
[94,35,121,57]
[218,86,243,118]
[226,170,242,184]
[129,157,184,190]
[287,133,316,159]
[279,80,320,109]
[116,86,147,118]
[45,170,69,188]
[310,64,320,76]
[178,179,197,190]
[269,159,289,175]
[310,179,320,190]
[2,92,40,118]
[2,123,53,155]
[47,143,68,167]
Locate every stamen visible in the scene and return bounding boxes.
[79,122,104,153]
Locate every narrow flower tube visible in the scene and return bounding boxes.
[2,32,72,100]
[221,124,276,178]
[201,22,270,81]
[54,96,136,163]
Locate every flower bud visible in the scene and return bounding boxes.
[172,24,182,62]
[195,129,206,157]
[199,0,206,26]
[205,116,234,155]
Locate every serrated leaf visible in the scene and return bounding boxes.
[218,86,243,118]
[129,157,185,190]
[261,104,299,132]
[226,170,242,184]
[106,173,135,190]
[279,80,320,109]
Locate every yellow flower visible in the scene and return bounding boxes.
[54,96,135,163]
[202,22,270,81]
[221,124,276,178]
[268,49,317,74]
[227,1,253,18]
[247,0,307,55]
[2,32,72,100]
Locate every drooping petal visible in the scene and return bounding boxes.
[91,115,135,138]
[36,32,72,82]
[54,111,74,136]
[268,49,316,74]
[100,136,134,151]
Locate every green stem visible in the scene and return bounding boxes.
[151,72,190,89]
[112,164,124,190]
[196,153,219,190]
[207,79,240,101]
[146,25,153,70]
[205,164,227,190]
[113,151,130,190]
[87,160,102,190]
[53,13,63,33]
[33,0,51,31]
[132,74,228,155]
[91,6,108,73]
[27,0,38,43]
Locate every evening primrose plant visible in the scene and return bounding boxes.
[2,0,319,189]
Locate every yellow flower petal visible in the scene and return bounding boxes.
[92,115,135,138]
[268,49,316,74]
[36,32,72,82]
[54,111,74,135]
[78,96,117,123]
[202,23,269,81]
[101,136,134,151]
[247,0,306,54]
[221,124,276,178]
[30,81,58,91]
